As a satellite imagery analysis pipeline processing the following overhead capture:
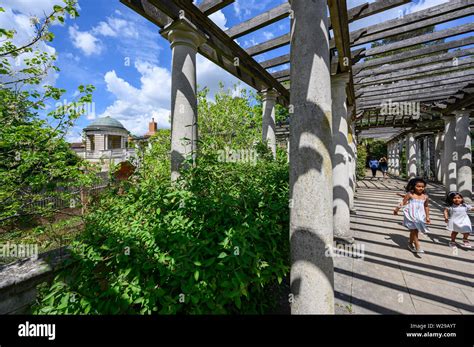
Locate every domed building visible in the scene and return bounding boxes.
[84,116,129,152]
[73,116,136,171]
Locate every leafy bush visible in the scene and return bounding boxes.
[356,144,367,180]
[33,141,289,314]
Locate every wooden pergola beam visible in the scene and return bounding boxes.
[198,0,234,15]
[121,0,172,27]
[354,47,474,78]
[365,22,474,57]
[350,1,474,48]
[260,53,290,69]
[440,91,474,114]
[344,0,411,23]
[328,0,352,73]
[357,76,474,98]
[358,92,465,108]
[147,0,290,104]
[271,68,290,80]
[246,33,290,56]
[355,59,474,86]
[244,0,410,57]
[359,84,472,102]
[354,36,474,71]
[225,3,290,39]
[355,69,474,93]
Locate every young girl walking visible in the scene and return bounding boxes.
[444,192,473,249]
[393,178,431,254]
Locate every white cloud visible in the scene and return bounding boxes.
[407,0,449,14]
[0,2,58,86]
[63,52,81,62]
[233,0,275,20]
[98,52,252,136]
[99,61,172,135]
[348,0,450,33]
[0,0,64,17]
[197,54,251,98]
[263,31,275,40]
[66,125,84,143]
[69,25,103,56]
[209,10,228,30]
[92,17,139,39]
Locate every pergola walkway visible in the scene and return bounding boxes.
[334,175,473,315]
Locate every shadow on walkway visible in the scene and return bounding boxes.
[334,175,474,315]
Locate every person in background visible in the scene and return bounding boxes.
[379,156,388,179]
[368,157,379,178]
[444,192,473,249]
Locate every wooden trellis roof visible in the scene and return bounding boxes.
[121,0,474,132]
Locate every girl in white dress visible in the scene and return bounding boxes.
[394,178,431,254]
[444,192,473,249]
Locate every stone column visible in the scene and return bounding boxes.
[261,89,278,158]
[455,111,472,202]
[423,136,430,179]
[435,132,444,183]
[444,115,457,193]
[348,121,356,211]
[331,72,352,244]
[162,19,206,181]
[287,137,290,163]
[406,133,417,179]
[394,140,400,177]
[388,142,393,175]
[289,0,334,314]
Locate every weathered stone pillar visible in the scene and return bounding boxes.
[444,115,457,193]
[261,89,278,158]
[394,140,400,177]
[435,132,444,183]
[289,0,334,314]
[348,121,356,211]
[162,19,206,181]
[423,136,430,179]
[455,111,472,202]
[406,133,417,179]
[287,137,290,163]
[331,72,352,244]
[388,142,393,175]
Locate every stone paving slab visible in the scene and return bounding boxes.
[334,176,474,315]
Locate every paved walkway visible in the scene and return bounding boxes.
[334,175,474,314]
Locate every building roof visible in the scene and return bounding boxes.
[84,116,127,131]
[70,142,85,149]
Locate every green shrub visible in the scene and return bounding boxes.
[33,144,289,314]
[356,144,368,180]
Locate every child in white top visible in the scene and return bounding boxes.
[444,192,473,249]
[394,178,431,254]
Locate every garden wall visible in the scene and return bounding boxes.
[0,247,70,314]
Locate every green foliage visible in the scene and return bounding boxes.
[364,138,387,161]
[198,84,261,152]
[399,146,407,179]
[356,144,367,180]
[33,83,290,314]
[0,0,97,226]
[33,141,290,314]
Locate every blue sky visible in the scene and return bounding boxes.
[1,0,472,142]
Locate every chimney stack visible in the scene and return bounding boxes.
[147,117,158,136]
